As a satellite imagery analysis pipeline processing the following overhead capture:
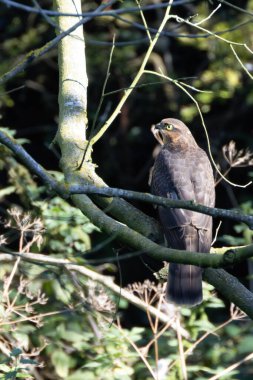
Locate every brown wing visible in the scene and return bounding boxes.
[151,146,215,251]
[151,146,215,306]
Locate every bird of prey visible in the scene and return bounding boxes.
[150,118,215,306]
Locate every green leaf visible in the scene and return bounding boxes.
[83,362,101,368]
[0,363,11,372]
[51,350,73,378]
[10,348,22,357]
[5,370,17,379]
[238,336,253,354]
[16,372,34,378]
[20,358,38,365]
[225,324,241,337]
[66,371,96,380]
[0,186,15,198]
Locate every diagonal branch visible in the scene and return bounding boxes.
[204,268,253,320]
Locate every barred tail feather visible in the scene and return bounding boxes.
[166,263,202,307]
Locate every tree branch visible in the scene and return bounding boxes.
[68,184,253,229]
[204,268,253,320]
[74,194,253,268]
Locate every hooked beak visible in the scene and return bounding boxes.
[151,123,164,146]
[154,123,163,130]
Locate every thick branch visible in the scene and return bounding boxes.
[79,163,162,240]
[72,193,253,268]
[1,125,252,235]
[2,128,253,318]
[54,0,89,167]
[204,268,253,319]
[53,0,161,241]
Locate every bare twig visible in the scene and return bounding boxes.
[217,0,253,17]
[136,0,152,42]
[116,318,157,379]
[186,305,245,357]
[230,44,253,79]
[82,35,116,164]
[208,352,253,380]
[194,4,221,26]
[170,14,252,49]
[216,140,253,186]
[211,221,222,246]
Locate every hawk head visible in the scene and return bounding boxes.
[152,118,196,148]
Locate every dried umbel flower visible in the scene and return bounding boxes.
[86,280,116,313]
[230,303,246,320]
[127,280,164,304]
[223,140,253,168]
[4,208,45,248]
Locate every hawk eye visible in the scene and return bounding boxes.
[164,123,174,131]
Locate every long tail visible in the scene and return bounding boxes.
[166,263,202,307]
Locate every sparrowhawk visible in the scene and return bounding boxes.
[150,118,215,306]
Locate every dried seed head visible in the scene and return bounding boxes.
[223,140,253,168]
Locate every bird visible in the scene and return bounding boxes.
[150,118,215,306]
